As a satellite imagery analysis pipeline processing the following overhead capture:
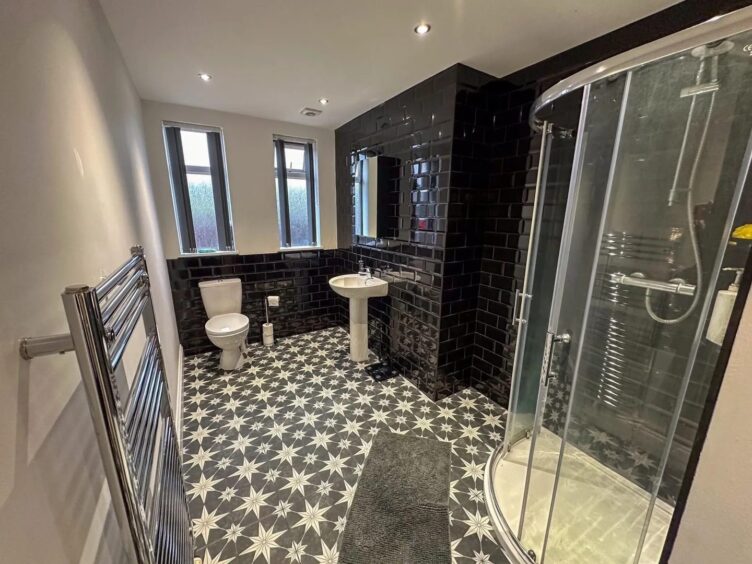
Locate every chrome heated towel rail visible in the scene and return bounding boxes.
[19,246,193,564]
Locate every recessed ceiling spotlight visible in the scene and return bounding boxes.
[414,22,431,35]
[319,98,329,105]
[198,72,212,82]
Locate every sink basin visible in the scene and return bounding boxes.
[329,274,389,362]
[329,274,388,299]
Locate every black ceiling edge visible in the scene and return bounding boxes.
[503,0,752,87]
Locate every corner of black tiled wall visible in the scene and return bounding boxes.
[436,65,495,397]
[466,78,541,407]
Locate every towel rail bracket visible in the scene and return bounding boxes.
[19,333,74,360]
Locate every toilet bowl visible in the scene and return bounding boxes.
[199,278,249,370]
[205,313,249,370]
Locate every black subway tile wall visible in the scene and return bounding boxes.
[167,251,342,355]
[333,63,580,406]
[334,63,548,405]
[335,66,460,399]
[468,79,546,406]
[437,66,495,395]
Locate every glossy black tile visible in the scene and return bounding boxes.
[167,250,344,355]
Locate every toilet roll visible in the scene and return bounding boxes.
[267,296,280,307]
[263,322,274,346]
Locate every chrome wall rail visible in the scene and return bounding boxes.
[100,268,146,325]
[96,253,144,299]
[62,281,154,562]
[19,246,193,564]
[154,422,192,564]
[108,286,149,370]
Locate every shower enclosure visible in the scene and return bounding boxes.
[486,8,752,564]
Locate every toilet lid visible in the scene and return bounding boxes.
[205,313,249,336]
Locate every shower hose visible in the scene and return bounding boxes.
[645,56,717,325]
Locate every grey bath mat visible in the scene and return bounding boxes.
[340,432,452,564]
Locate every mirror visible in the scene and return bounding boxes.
[353,155,402,240]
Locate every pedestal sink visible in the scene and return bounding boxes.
[329,274,388,362]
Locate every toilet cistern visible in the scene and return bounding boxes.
[329,273,388,362]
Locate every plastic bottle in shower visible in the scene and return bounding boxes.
[706,268,744,345]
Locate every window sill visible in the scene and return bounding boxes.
[179,250,238,258]
[279,246,323,253]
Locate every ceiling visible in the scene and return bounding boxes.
[100,0,680,129]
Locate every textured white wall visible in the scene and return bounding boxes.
[141,100,337,258]
[0,0,179,561]
[670,293,752,563]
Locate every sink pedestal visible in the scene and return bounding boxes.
[349,298,369,362]
[328,273,389,363]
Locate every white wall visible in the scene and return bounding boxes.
[141,100,337,259]
[670,293,752,563]
[0,0,180,561]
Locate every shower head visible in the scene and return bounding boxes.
[679,41,733,99]
[691,40,734,59]
[671,39,727,209]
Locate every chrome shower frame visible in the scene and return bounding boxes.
[489,6,752,564]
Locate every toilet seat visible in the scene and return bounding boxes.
[205,313,249,337]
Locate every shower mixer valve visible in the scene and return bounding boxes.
[610,272,696,297]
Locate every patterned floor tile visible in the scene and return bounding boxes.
[183,326,510,563]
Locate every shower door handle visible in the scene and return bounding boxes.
[542,331,571,385]
[553,332,571,344]
[512,290,531,326]
[512,290,522,326]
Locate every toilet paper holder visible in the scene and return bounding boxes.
[263,295,280,346]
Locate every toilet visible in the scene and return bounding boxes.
[198,278,249,370]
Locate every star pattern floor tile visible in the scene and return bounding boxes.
[181,326,510,563]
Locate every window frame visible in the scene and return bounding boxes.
[273,135,320,250]
[162,121,235,255]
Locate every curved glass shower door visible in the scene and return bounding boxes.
[498,118,580,546]
[492,15,752,564]
[505,123,578,450]
[504,125,553,451]
[540,31,752,563]
[520,74,629,560]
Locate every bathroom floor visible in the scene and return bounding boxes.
[182,326,510,563]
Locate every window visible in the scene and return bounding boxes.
[273,136,319,248]
[163,123,234,254]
